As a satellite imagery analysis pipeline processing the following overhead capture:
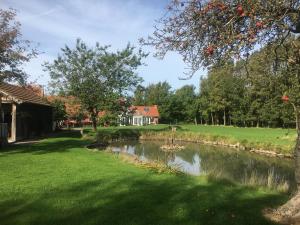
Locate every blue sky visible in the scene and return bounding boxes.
[2,0,206,91]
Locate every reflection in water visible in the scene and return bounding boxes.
[168,154,201,175]
[110,141,295,191]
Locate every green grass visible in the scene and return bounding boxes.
[0,131,289,225]
[89,124,296,154]
[182,125,296,151]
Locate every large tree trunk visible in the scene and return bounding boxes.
[90,110,97,132]
[92,120,97,131]
[265,108,300,224]
[293,105,300,190]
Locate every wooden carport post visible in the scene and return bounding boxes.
[11,103,16,142]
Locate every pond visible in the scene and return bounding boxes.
[109,141,296,192]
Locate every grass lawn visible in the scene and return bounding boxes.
[0,131,289,225]
[90,124,296,153]
[182,125,296,152]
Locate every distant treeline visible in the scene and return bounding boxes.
[134,39,300,128]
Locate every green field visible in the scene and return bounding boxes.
[182,125,296,152]
[0,131,287,225]
[91,124,296,154]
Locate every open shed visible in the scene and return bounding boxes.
[0,83,53,142]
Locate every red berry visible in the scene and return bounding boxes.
[236,5,244,15]
[256,21,263,28]
[205,46,214,55]
[281,95,289,102]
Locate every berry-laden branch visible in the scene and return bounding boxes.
[141,0,300,76]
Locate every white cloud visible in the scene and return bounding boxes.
[2,0,203,89]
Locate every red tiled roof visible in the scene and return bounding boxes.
[130,105,159,117]
[0,83,50,106]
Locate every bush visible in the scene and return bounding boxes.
[98,114,119,127]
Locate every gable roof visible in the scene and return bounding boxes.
[130,105,159,117]
[0,83,50,106]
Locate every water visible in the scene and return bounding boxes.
[110,141,296,191]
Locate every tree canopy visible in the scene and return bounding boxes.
[143,0,300,220]
[0,8,37,84]
[45,39,147,130]
[142,0,300,76]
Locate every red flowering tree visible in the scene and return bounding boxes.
[142,0,300,222]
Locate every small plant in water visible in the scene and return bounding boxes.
[160,144,185,152]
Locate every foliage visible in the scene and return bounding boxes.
[132,85,146,105]
[197,42,298,128]
[133,81,199,123]
[45,39,147,130]
[131,44,298,127]
[50,99,67,123]
[142,0,300,76]
[174,85,199,123]
[0,9,37,84]
[98,113,119,127]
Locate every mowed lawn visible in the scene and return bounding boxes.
[182,125,296,151]
[0,131,288,225]
[94,124,297,153]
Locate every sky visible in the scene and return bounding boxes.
[1,0,206,91]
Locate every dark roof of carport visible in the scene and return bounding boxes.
[0,83,50,106]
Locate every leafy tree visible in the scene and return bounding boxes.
[174,85,198,123]
[98,113,119,127]
[198,77,211,124]
[0,9,37,83]
[144,0,300,218]
[133,85,146,105]
[45,39,146,131]
[50,99,67,129]
[207,62,236,125]
[0,8,37,130]
[144,81,173,123]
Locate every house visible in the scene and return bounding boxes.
[120,105,159,126]
[0,83,53,142]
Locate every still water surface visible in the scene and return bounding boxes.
[110,141,295,191]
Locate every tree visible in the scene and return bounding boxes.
[144,81,173,123]
[45,39,146,131]
[0,8,37,129]
[133,85,146,105]
[174,85,199,123]
[50,99,67,129]
[0,9,37,83]
[144,0,300,221]
[0,8,36,146]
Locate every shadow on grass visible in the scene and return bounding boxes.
[0,129,288,225]
[0,130,87,156]
[0,174,286,225]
